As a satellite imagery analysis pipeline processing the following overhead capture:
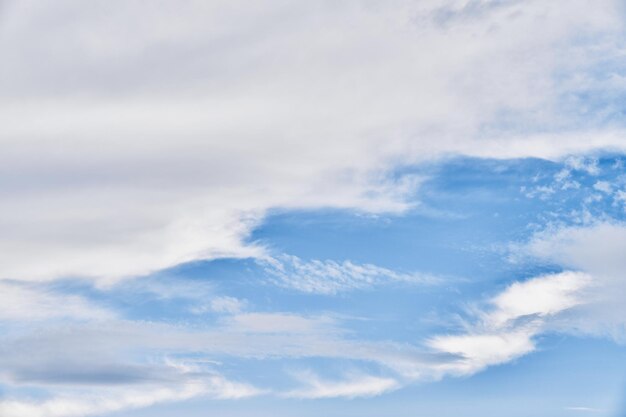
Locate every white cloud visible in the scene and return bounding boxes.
[209,296,246,314]
[0,273,592,402]
[0,376,260,417]
[195,296,247,315]
[0,269,598,416]
[112,277,253,316]
[0,326,264,417]
[119,275,215,300]
[593,181,612,194]
[526,222,626,278]
[0,280,114,322]
[428,330,537,375]
[0,315,424,388]
[0,299,474,416]
[487,271,591,327]
[261,255,437,294]
[285,371,399,399]
[221,312,336,334]
[427,271,591,375]
[615,190,626,209]
[0,0,625,283]
[2,2,626,414]
[565,156,601,176]
[525,222,626,340]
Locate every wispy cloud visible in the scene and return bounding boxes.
[261,255,437,294]
[284,371,399,399]
[0,280,114,322]
[566,406,606,413]
[427,271,591,375]
[192,296,248,315]
[0,374,260,417]
[0,268,603,416]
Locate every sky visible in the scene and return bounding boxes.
[2,1,626,416]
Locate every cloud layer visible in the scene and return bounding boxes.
[2,0,626,282]
[3,2,626,416]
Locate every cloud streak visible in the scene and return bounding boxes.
[0,375,260,417]
[284,371,399,399]
[427,271,591,375]
[261,255,437,294]
[0,280,114,322]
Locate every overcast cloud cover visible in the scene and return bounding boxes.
[2,1,626,416]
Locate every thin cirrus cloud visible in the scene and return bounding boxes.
[284,371,400,399]
[260,255,438,294]
[0,269,598,416]
[0,268,613,417]
[0,376,261,417]
[0,280,114,322]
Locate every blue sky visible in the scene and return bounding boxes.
[2,1,626,416]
